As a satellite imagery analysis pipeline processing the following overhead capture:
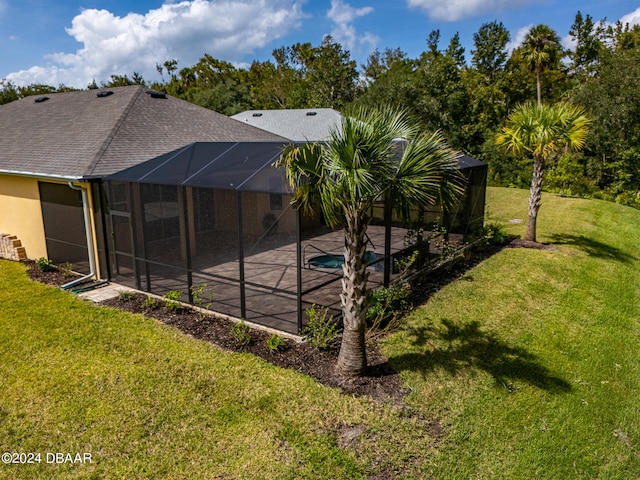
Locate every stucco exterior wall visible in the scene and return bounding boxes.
[0,176,103,279]
[0,174,47,260]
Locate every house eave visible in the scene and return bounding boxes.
[0,169,83,182]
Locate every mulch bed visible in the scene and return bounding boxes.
[24,240,514,403]
[26,262,408,401]
[103,293,411,403]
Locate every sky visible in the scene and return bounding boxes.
[1,0,640,89]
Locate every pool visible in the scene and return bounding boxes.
[307,251,378,269]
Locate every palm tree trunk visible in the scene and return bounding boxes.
[526,156,544,242]
[337,208,369,376]
[536,70,542,106]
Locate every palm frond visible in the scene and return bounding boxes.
[497,101,591,163]
[389,131,465,220]
[277,106,466,229]
[276,142,325,216]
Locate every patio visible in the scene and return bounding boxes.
[104,141,486,334]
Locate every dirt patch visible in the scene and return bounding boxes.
[27,262,77,286]
[507,238,557,251]
[337,423,368,449]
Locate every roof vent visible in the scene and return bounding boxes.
[34,96,49,103]
[252,113,263,117]
[306,111,317,116]
[146,90,167,99]
[97,90,114,98]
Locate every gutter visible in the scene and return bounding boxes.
[0,169,79,181]
[60,182,97,290]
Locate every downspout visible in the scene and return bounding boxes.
[61,182,97,290]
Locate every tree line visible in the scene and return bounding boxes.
[2,12,639,208]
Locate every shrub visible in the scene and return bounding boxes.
[163,290,183,313]
[60,262,74,278]
[265,334,287,353]
[303,305,339,350]
[230,320,252,347]
[118,290,134,301]
[143,296,157,310]
[396,223,449,275]
[393,248,420,275]
[366,283,413,334]
[615,191,640,210]
[436,238,460,260]
[190,283,213,320]
[481,222,509,246]
[35,257,55,272]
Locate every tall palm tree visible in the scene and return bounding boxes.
[496,101,590,242]
[277,107,464,376]
[522,25,562,105]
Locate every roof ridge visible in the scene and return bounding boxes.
[83,86,145,177]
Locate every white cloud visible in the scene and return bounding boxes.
[7,0,305,88]
[327,0,373,25]
[561,33,576,51]
[620,7,640,27]
[326,0,378,53]
[406,0,532,22]
[505,23,575,60]
[507,24,532,52]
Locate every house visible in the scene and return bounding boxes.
[1,88,486,334]
[0,86,286,285]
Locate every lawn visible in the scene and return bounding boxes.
[1,187,639,479]
[0,263,433,479]
[384,187,640,478]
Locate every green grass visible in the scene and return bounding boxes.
[1,186,639,478]
[384,187,640,478]
[0,262,434,479]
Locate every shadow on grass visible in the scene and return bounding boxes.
[390,319,571,394]
[550,234,636,263]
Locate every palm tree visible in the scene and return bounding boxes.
[522,25,562,105]
[277,107,464,376]
[496,101,590,242]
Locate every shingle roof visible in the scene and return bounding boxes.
[0,86,287,179]
[231,108,342,142]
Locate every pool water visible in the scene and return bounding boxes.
[307,251,378,269]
